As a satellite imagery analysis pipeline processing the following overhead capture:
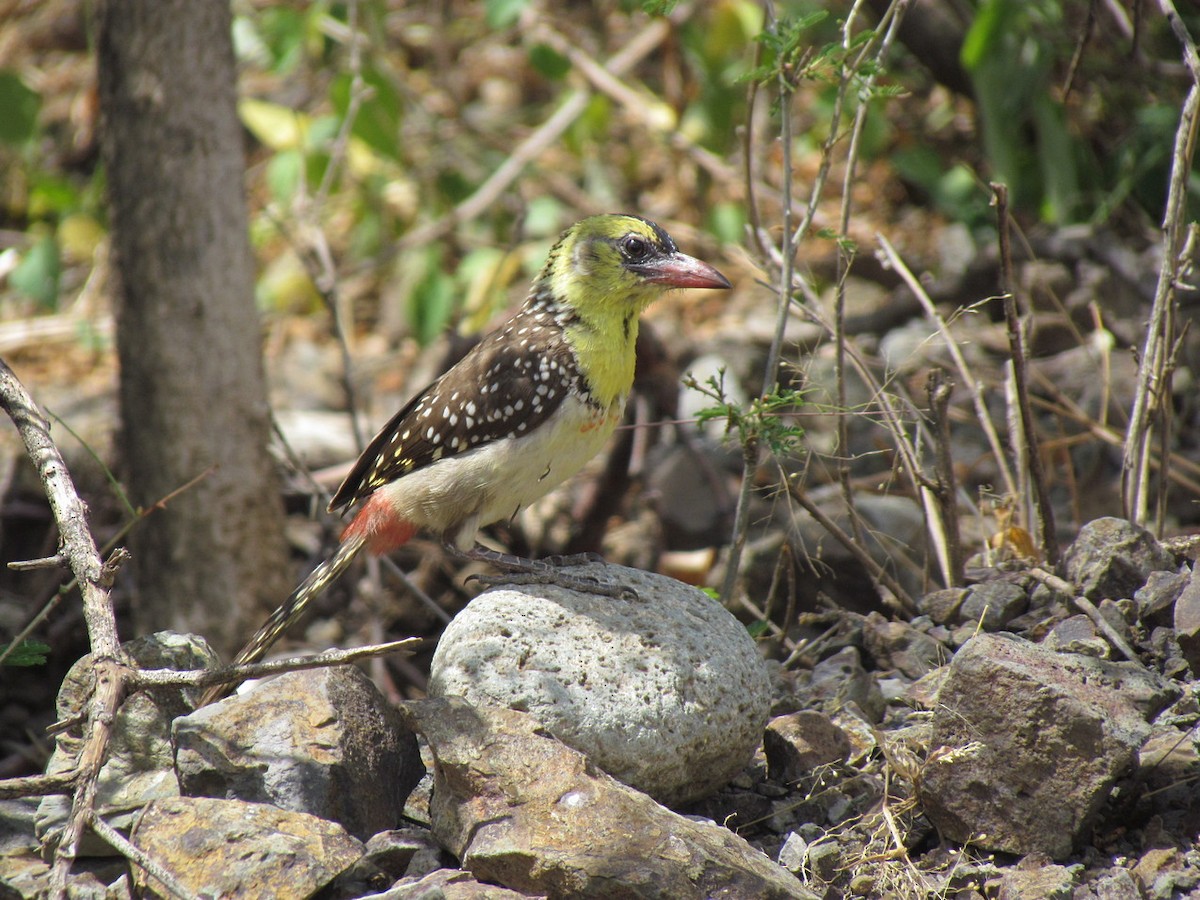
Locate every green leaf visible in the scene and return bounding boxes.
[409,249,458,346]
[643,0,680,15]
[265,149,304,203]
[707,201,745,245]
[1,639,50,666]
[331,67,404,162]
[11,234,60,308]
[745,620,772,638]
[485,0,527,28]
[0,71,39,144]
[528,44,571,80]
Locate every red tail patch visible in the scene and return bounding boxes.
[341,494,417,556]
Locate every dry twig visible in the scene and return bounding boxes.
[0,358,125,899]
[1122,0,1200,525]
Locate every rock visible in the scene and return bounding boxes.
[173,665,423,840]
[360,827,448,881]
[376,868,549,898]
[762,711,851,783]
[807,647,885,723]
[862,612,949,678]
[428,563,769,806]
[1059,517,1175,601]
[1043,614,1110,657]
[1084,867,1142,899]
[1134,569,1188,627]
[1172,564,1200,672]
[959,579,1029,630]
[920,587,968,625]
[130,796,363,899]
[995,859,1076,899]
[402,697,818,899]
[917,633,1175,859]
[36,632,218,855]
[645,440,736,549]
[777,832,808,874]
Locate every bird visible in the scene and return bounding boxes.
[210,214,730,696]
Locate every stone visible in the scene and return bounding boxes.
[762,711,851,783]
[996,860,1076,899]
[402,697,818,899]
[376,868,545,898]
[36,632,218,855]
[1059,517,1175,601]
[1172,564,1200,672]
[777,832,809,874]
[807,647,885,723]
[130,796,362,899]
[1134,569,1187,627]
[920,588,968,624]
[862,612,949,678]
[1043,615,1110,657]
[428,563,769,806]
[918,633,1175,859]
[173,665,423,840]
[959,579,1029,630]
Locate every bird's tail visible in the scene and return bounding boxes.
[199,533,367,705]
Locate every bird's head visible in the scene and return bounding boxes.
[539,214,731,313]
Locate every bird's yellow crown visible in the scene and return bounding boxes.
[536,214,725,409]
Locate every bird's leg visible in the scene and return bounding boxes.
[444,542,636,600]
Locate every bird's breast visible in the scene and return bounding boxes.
[375,392,625,541]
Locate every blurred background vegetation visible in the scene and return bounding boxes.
[2,0,1194,347]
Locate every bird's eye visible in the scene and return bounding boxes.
[620,235,652,261]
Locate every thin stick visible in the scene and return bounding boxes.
[0,359,129,899]
[0,770,77,801]
[876,235,1018,499]
[993,183,1059,564]
[927,370,964,585]
[130,637,423,691]
[1027,567,1142,664]
[782,465,919,615]
[1123,1,1200,523]
[90,813,198,900]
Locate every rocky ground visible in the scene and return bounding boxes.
[5,225,1200,896]
[4,515,1200,898]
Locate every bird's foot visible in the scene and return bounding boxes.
[450,544,636,599]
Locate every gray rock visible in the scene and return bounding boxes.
[1059,517,1175,601]
[959,579,1029,630]
[1087,867,1142,899]
[428,564,769,806]
[368,868,542,898]
[130,796,362,899]
[36,632,218,855]
[777,832,809,874]
[1172,564,1200,672]
[920,587,968,625]
[918,632,1175,859]
[996,861,1076,899]
[1134,568,1188,626]
[173,665,423,840]
[862,612,950,678]
[807,647,885,723]
[762,711,851,783]
[402,698,817,900]
[1043,614,1111,657]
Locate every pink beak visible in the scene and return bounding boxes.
[639,253,732,290]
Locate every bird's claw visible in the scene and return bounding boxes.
[465,568,637,600]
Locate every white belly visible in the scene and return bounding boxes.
[376,393,623,549]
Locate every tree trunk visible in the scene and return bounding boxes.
[96,0,289,655]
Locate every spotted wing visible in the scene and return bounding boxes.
[329,314,584,512]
